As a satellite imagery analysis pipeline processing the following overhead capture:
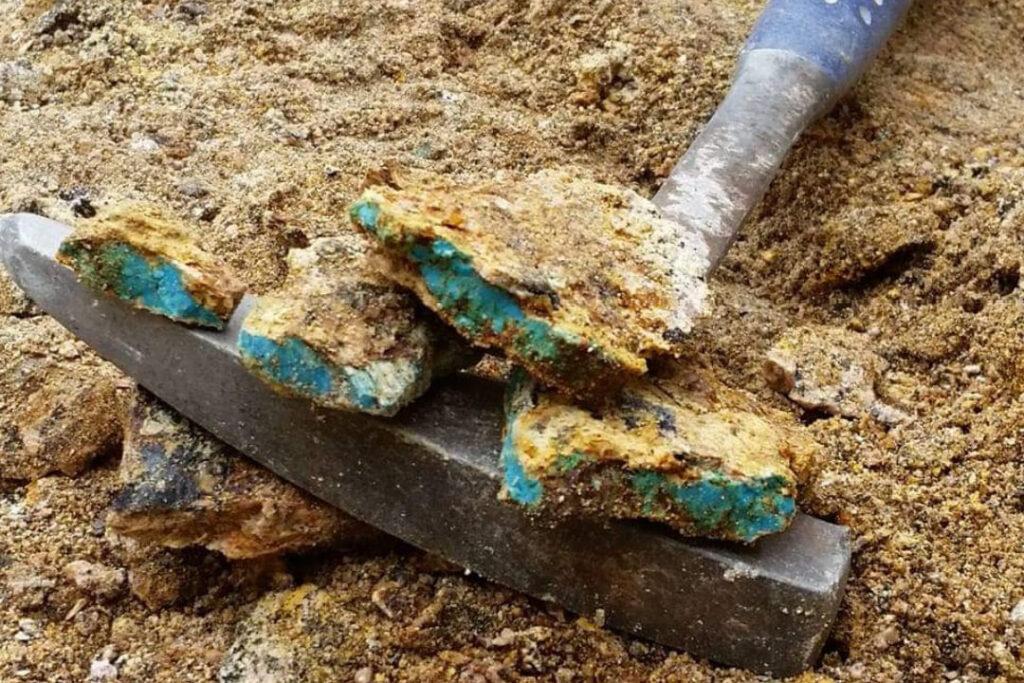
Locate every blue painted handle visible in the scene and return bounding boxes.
[745,0,912,92]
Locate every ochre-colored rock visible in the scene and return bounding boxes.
[239,235,476,416]
[764,324,910,425]
[0,316,125,480]
[350,168,708,400]
[124,546,224,610]
[56,203,246,329]
[64,560,126,602]
[501,360,818,543]
[0,267,37,316]
[106,391,380,559]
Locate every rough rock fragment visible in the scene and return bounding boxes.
[0,264,37,316]
[571,43,632,106]
[0,317,124,480]
[124,546,221,610]
[350,168,708,400]
[4,564,57,610]
[64,560,126,601]
[239,235,475,416]
[500,361,818,543]
[106,391,378,559]
[764,324,910,425]
[56,204,245,329]
[217,585,314,682]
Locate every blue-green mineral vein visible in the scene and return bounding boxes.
[351,200,599,367]
[59,242,223,328]
[238,331,392,413]
[630,470,795,542]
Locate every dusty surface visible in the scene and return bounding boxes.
[56,203,246,328]
[502,360,817,542]
[108,390,375,559]
[1,0,1024,681]
[0,316,125,481]
[353,167,707,399]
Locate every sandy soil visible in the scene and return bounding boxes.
[1,0,1023,681]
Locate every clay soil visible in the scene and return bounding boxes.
[2,0,1024,681]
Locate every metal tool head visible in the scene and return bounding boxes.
[1,213,851,676]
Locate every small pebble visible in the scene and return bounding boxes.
[1010,599,1024,623]
[178,179,209,198]
[65,560,127,601]
[89,646,118,680]
[15,618,39,642]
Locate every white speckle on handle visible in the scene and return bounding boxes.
[825,0,838,4]
[875,0,884,5]
[860,6,873,24]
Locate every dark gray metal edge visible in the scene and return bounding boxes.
[0,213,852,676]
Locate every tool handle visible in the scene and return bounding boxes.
[654,0,912,271]
[745,0,912,96]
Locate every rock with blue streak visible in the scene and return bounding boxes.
[350,168,709,401]
[56,204,245,329]
[239,235,475,417]
[500,360,819,543]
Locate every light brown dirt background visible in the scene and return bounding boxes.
[1,0,1023,680]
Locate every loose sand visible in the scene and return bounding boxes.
[2,0,1023,680]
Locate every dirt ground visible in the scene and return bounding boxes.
[1,0,1023,681]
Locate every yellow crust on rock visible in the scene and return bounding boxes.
[57,203,245,323]
[356,168,709,394]
[242,235,430,370]
[511,359,818,486]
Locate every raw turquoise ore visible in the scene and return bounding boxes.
[356,203,577,362]
[500,365,818,543]
[348,168,709,401]
[237,236,474,417]
[58,242,223,328]
[56,205,246,330]
[237,330,423,415]
[350,201,611,392]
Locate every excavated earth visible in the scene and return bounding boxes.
[2,0,1024,681]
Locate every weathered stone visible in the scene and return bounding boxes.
[88,646,119,681]
[350,168,708,400]
[764,324,910,425]
[500,360,818,543]
[106,390,379,559]
[218,585,315,682]
[570,43,632,106]
[239,235,475,416]
[64,560,126,601]
[0,316,124,481]
[56,203,246,329]
[4,563,56,610]
[125,546,218,610]
[0,267,37,316]
[1010,599,1024,624]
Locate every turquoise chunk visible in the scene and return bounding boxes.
[63,242,222,327]
[239,331,404,413]
[340,366,382,411]
[630,471,795,542]
[501,431,543,506]
[238,332,333,399]
[351,200,381,232]
[555,451,586,473]
[351,201,580,365]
